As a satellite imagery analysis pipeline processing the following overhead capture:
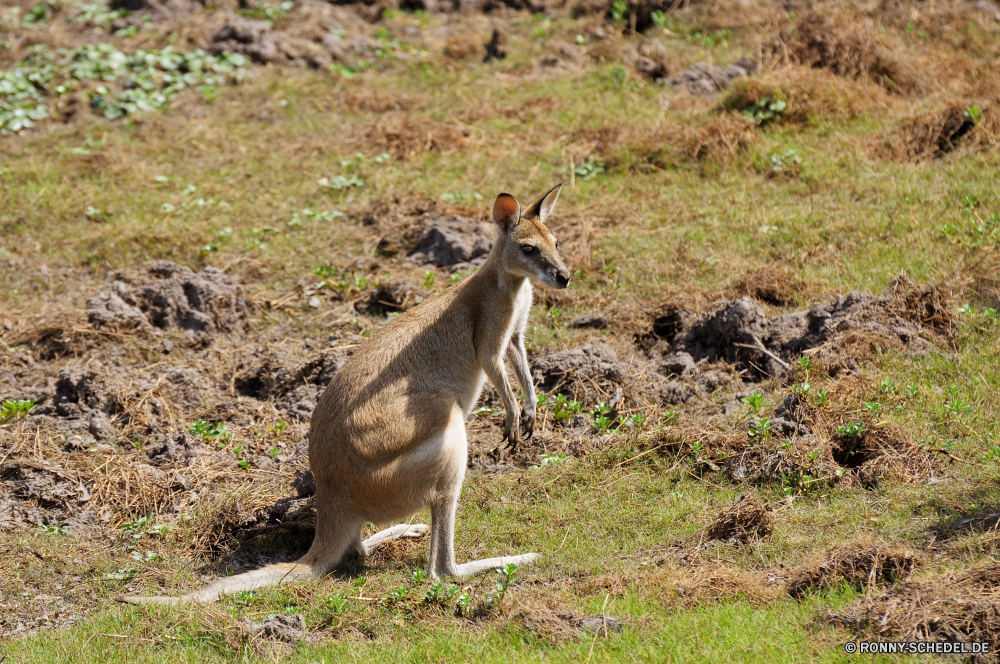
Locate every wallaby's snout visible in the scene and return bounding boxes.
[493,183,571,290]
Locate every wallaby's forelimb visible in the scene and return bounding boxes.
[506,331,536,439]
[483,354,521,447]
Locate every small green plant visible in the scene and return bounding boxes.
[863,401,882,417]
[455,592,471,616]
[423,270,436,288]
[104,568,139,581]
[551,394,585,421]
[792,382,811,396]
[795,356,813,375]
[741,95,787,125]
[748,417,773,442]
[318,175,364,191]
[412,570,426,585]
[269,420,287,437]
[878,379,897,395]
[650,9,668,28]
[837,422,865,439]
[813,390,830,407]
[547,307,562,326]
[574,160,606,181]
[235,590,255,606]
[267,446,280,459]
[627,413,648,431]
[38,524,69,535]
[528,453,567,470]
[741,392,767,414]
[121,511,154,539]
[189,419,231,443]
[487,563,518,606]
[384,586,409,604]
[905,384,920,399]
[236,459,251,471]
[767,149,802,175]
[944,396,972,417]
[323,592,348,613]
[609,0,629,23]
[0,399,35,422]
[660,410,679,426]
[238,0,293,24]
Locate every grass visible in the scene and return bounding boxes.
[1,2,1000,661]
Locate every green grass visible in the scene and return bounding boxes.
[1,5,999,661]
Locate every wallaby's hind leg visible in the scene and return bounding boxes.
[361,523,430,556]
[425,413,540,580]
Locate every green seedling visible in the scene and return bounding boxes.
[38,524,69,535]
[878,379,896,395]
[813,390,830,407]
[837,422,865,439]
[528,453,567,470]
[236,459,251,471]
[741,392,767,414]
[189,419,231,443]
[796,357,813,375]
[235,590,255,606]
[748,417,773,442]
[267,446,280,459]
[863,401,882,417]
[104,568,138,581]
[121,511,153,538]
[412,570,426,585]
[423,270,436,288]
[323,592,348,613]
[269,421,287,437]
[660,410,679,426]
[0,399,35,422]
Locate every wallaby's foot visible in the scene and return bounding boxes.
[519,404,535,439]
[453,553,540,580]
[361,523,429,555]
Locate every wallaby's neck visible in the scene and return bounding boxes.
[469,241,527,301]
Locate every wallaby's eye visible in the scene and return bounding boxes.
[520,245,536,255]
[556,240,562,250]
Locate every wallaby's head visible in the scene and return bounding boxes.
[492,184,571,289]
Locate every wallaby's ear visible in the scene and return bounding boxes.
[523,183,562,223]
[492,193,520,234]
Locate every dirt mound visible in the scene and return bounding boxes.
[767,10,920,94]
[876,102,1000,162]
[705,494,772,545]
[831,561,1000,660]
[406,216,494,268]
[623,38,671,81]
[787,537,916,598]
[653,277,953,378]
[356,279,428,315]
[244,613,307,642]
[233,346,351,420]
[87,261,249,334]
[531,344,626,403]
[0,461,93,529]
[670,58,756,96]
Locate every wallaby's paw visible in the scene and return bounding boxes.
[502,413,521,446]
[519,405,535,439]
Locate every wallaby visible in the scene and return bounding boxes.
[122,184,570,604]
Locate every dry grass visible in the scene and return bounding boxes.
[362,111,472,160]
[832,561,1000,660]
[787,536,917,599]
[704,494,773,545]
[766,10,922,94]
[722,66,895,124]
[875,102,1000,162]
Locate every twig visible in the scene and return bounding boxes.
[733,335,791,370]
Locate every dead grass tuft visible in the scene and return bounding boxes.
[680,113,759,161]
[787,536,917,598]
[363,112,471,160]
[705,494,773,545]
[337,88,425,114]
[766,10,921,94]
[724,266,813,306]
[831,561,1000,659]
[721,66,894,124]
[875,102,1000,163]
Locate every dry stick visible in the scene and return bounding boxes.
[745,336,791,370]
[927,448,981,465]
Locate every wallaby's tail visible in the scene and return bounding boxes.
[119,516,363,605]
[119,561,318,605]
